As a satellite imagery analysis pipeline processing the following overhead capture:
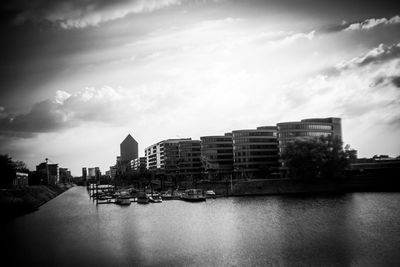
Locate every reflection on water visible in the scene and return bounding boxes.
[2,187,400,266]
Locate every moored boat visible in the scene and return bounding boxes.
[180,189,206,202]
[115,191,131,205]
[149,193,162,203]
[205,190,216,198]
[137,192,150,204]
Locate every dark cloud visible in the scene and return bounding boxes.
[356,44,400,67]
[1,0,182,29]
[319,15,400,34]
[0,85,181,137]
[370,76,387,87]
[344,15,400,31]
[319,22,349,33]
[391,76,400,88]
[337,42,400,70]
[371,75,400,88]
[0,87,121,135]
[319,43,400,78]
[0,100,68,134]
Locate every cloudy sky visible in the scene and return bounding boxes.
[1,0,399,175]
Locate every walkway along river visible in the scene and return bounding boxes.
[2,186,400,266]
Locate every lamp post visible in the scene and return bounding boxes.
[45,158,50,185]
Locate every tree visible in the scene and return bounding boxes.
[0,154,16,188]
[13,160,29,173]
[281,135,350,180]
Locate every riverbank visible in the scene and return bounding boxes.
[0,183,74,218]
[195,175,400,196]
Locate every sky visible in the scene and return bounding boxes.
[0,0,399,176]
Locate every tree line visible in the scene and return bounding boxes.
[0,154,29,188]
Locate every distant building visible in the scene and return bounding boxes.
[109,166,118,179]
[200,134,233,180]
[84,167,101,180]
[82,167,87,180]
[348,157,400,178]
[95,167,101,179]
[120,134,138,173]
[130,157,147,172]
[277,117,342,153]
[59,168,72,183]
[13,172,29,187]
[88,168,96,178]
[178,140,203,181]
[36,162,59,185]
[232,126,279,179]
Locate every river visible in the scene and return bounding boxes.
[2,186,400,266]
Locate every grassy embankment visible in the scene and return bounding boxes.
[0,183,73,218]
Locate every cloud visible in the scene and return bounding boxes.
[9,0,182,29]
[392,76,400,88]
[344,15,400,31]
[371,75,400,88]
[280,41,400,129]
[0,85,182,136]
[277,30,315,45]
[336,42,400,69]
[0,100,68,134]
[253,30,316,46]
[320,15,400,33]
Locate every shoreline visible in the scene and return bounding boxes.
[195,176,400,197]
[3,176,400,219]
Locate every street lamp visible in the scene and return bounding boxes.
[45,158,50,184]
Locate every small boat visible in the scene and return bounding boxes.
[180,189,206,202]
[149,193,162,203]
[205,190,216,198]
[161,190,180,200]
[137,192,149,204]
[98,193,113,201]
[115,191,131,205]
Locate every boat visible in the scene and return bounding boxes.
[98,193,113,201]
[149,193,162,203]
[205,190,216,198]
[115,191,131,205]
[180,189,206,202]
[137,192,149,204]
[161,190,180,200]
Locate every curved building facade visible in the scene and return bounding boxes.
[200,134,233,179]
[277,117,342,153]
[232,126,279,178]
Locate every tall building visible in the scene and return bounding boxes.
[232,126,279,179]
[178,140,203,180]
[120,134,138,173]
[277,117,342,153]
[200,134,233,180]
[145,138,191,180]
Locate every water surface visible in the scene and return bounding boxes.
[3,186,400,266]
